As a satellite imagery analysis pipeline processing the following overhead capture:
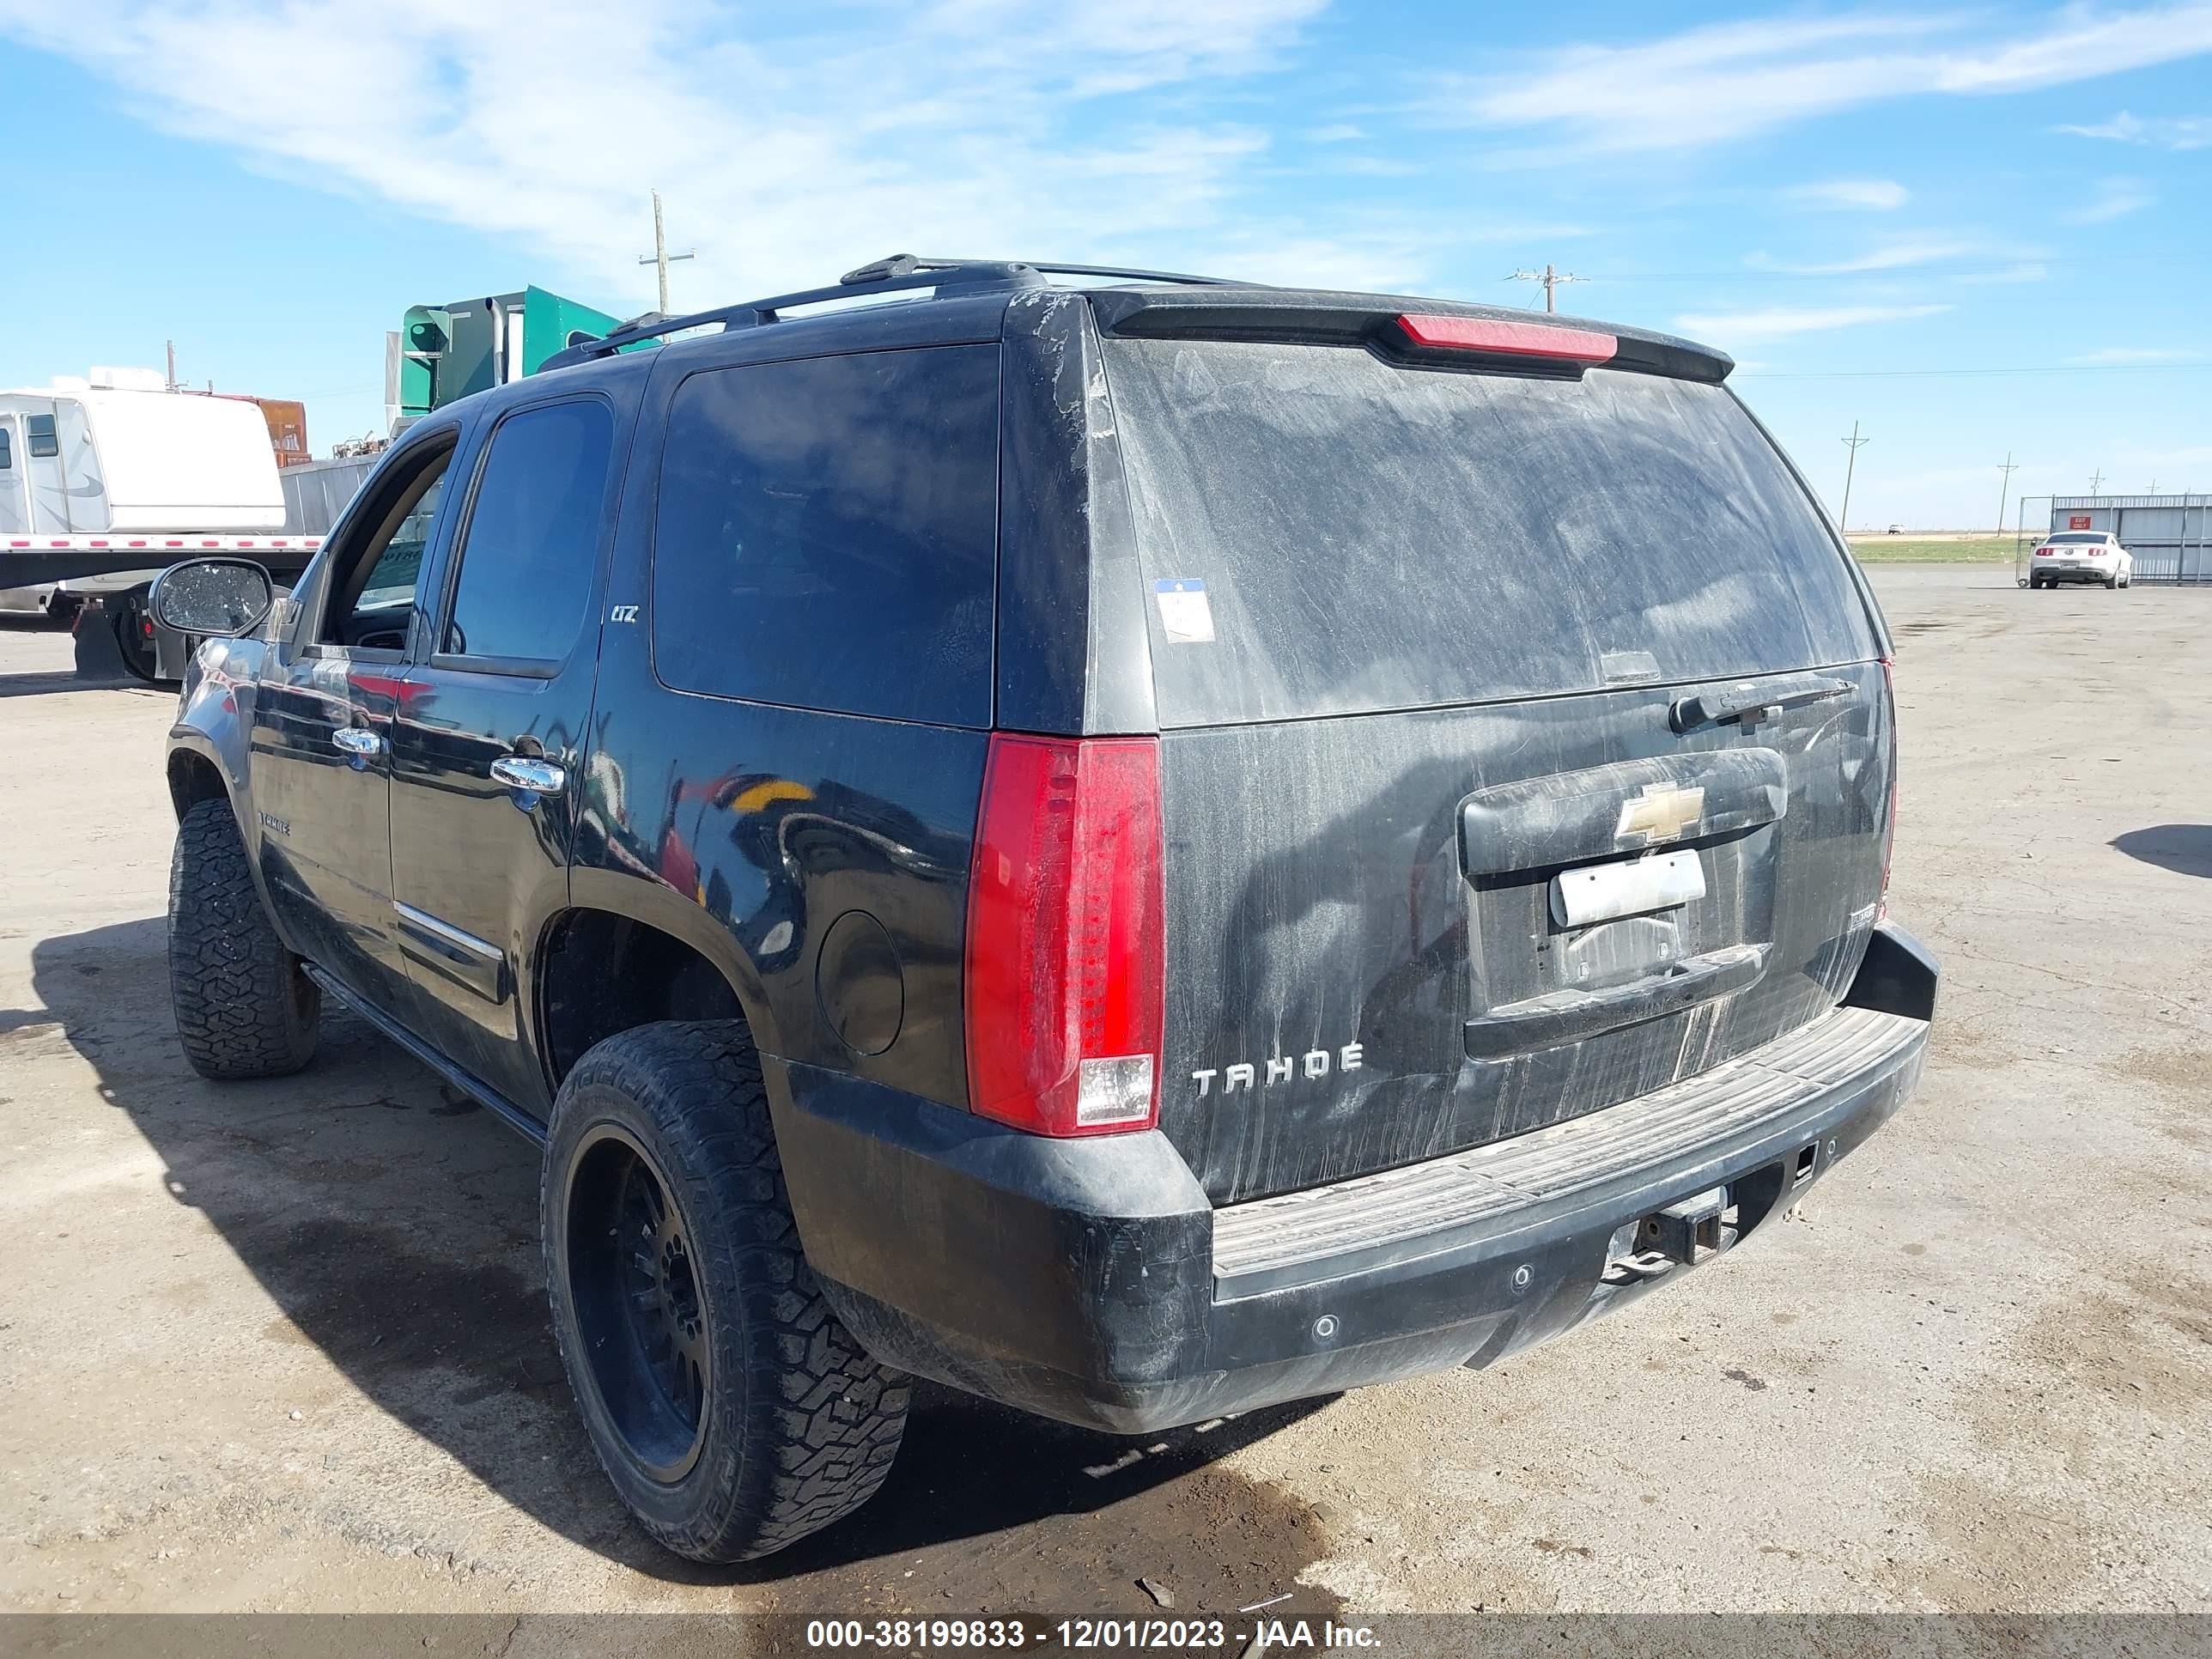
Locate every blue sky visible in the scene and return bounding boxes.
[3,1,2207,528]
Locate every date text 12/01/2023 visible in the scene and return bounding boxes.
[803,1620,1382,1650]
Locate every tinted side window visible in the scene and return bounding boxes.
[0,428,11,469]
[443,400,617,663]
[651,345,999,726]
[27,414,58,459]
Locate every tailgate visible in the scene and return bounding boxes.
[1097,325,1891,1204]
[1153,676,1889,1202]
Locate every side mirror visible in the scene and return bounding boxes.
[149,558,275,639]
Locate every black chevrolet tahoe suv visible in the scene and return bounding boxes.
[152,256,1937,1564]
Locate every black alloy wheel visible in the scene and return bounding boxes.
[563,1123,711,1483]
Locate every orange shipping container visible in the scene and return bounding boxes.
[254,398,310,468]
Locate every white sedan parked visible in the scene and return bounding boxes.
[2028,532,2133,589]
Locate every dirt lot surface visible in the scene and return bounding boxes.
[3,568,2209,1624]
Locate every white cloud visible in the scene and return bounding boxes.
[1307,122,1365,143]
[2062,347,2200,365]
[1952,262,2049,285]
[2064,177,2155,223]
[1459,222,1595,244]
[1432,5,2212,153]
[1188,234,1426,294]
[0,0,1327,307]
[1786,178,1910,210]
[1325,155,1424,177]
[1674,303,1953,343]
[2056,109,2212,149]
[1751,236,1982,273]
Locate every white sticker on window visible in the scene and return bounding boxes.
[1153,578,1215,644]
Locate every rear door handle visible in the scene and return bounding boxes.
[331,726,385,759]
[489,756,567,798]
[1463,942,1772,1060]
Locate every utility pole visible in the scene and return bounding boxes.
[1838,422,1870,534]
[164,340,177,392]
[2089,469,2106,495]
[636,189,696,318]
[1995,452,2019,535]
[1507,263,1584,313]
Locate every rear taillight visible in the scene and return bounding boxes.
[1878,657,1899,921]
[965,734,1164,1136]
[2035,547,2054,556]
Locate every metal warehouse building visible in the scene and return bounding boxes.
[2045,494,2212,583]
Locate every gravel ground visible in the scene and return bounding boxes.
[1,567,2207,1623]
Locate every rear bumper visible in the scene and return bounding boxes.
[770,923,1937,1434]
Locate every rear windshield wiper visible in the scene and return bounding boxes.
[1669,674,1851,733]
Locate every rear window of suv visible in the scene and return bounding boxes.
[1102,338,1878,726]
[651,344,1000,726]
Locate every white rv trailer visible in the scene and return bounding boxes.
[0,370,304,620]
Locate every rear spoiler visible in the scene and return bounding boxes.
[1085,288,1732,385]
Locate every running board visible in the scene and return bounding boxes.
[301,964,548,1148]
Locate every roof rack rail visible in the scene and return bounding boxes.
[539,253,1249,371]
[870,256,1243,289]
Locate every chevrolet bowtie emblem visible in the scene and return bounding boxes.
[1616,782,1706,844]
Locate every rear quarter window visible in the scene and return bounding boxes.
[650,345,1000,726]
[1102,338,1878,726]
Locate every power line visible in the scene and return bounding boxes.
[1737,361,2212,380]
[1567,267,2060,283]
[1505,264,1585,313]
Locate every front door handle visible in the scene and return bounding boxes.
[489,756,567,798]
[331,726,386,760]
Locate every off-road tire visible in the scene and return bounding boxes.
[543,1020,908,1563]
[168,798,319,1079]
